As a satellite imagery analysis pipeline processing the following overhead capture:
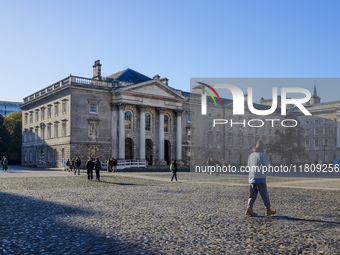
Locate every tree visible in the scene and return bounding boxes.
[4,112,22,163]
[267,125,306,164]
[0,114,10,157]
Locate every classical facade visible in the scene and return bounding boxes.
[20,60,189,168]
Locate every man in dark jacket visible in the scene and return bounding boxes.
[85,157,94,180]
[75,156,81,175]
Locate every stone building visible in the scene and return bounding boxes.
[20,60,189,168]
[0,101,22,116]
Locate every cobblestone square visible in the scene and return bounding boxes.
[0,169,339,254]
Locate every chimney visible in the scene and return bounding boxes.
[153,74,160,80]
[160,77,169,86]
[93,60,102,79]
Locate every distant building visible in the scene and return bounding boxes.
[0,101,22,116]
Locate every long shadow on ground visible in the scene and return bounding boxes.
[0,192,157,254]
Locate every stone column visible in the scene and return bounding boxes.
[110,103,118,158]
[118,104,125,160]
[139,106,146,160]
[176,110,183,162]
[158,108,165,164]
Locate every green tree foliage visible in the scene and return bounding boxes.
[0,114,11,157]
[267,126,306,164]
[4,112,22,155]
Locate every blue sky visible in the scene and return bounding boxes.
[1,0,339,102]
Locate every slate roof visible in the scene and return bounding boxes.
[107,68,152,84]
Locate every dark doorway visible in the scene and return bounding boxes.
[164,140,170,165]
[125,138,134,160]
[145,139,153,165]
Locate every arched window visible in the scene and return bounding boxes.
[145,113,151,131]
[164,115,169,132]
[125,111,132,129]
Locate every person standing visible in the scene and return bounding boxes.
[85,157,94,180]
[170,160,178,182]
[2,156,8,171]
[94,156,102,181]
[66,158,71,171]
[245,140,276,217]
[112,158,118,172]
[75,156,81,175]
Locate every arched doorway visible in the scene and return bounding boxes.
[125,138,134,160]
[164,140,171,165]
[145,139,153,165]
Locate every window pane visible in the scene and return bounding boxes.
[90,104,97,113]
[125,111,131,129]
[164,115,168,132]
[145,113,151,131]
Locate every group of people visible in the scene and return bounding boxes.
[1,156,8,171]
[65,157,82,175]
[85,156,102,181]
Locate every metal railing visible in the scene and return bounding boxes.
[101,160,147,170]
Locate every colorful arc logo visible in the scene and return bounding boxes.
[196,82,223,107]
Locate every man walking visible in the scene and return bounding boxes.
[245,140,276,217]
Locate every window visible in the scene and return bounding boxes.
[314,128,318,135]
[164,115,169,132]
[47,106,51,119]
[125,111,132,129]
[323,138,328,146]
[54,123,58,137]
[24,114,28,125]
[314,139,319,147]
[35,111,39,122]
[145,113,151,131]
[35,127,38,140]
[89,122,98,139]
[187,114,191,122]
[23,130,27,142]
[305,120,310,125]
[29,112,33,123]
[208,123,212,131]
[315,119,319,124]
[305,139,310,147]
[269,129,272,135]
[90,103,97,113]
[62,101,67,114]
[62,122,66,137]
[41,126,45,140]
[323,128,329,134]
[47,125,51,139]
[305,129,309,136]
[29,129,33,141]
[41,108,45,120]
[54,104,59,117]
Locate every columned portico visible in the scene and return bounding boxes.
[139,106,146,160]
[176,110,183,162]
[118,103,125,160]
[158,108,165,164]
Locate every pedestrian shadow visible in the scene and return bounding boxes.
[255,215,340,225]
[0,192,157,254]
[99,180,141,186]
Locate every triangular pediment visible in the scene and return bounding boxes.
[119,80,186,101]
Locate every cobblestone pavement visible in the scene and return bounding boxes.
[0,169,339,254]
